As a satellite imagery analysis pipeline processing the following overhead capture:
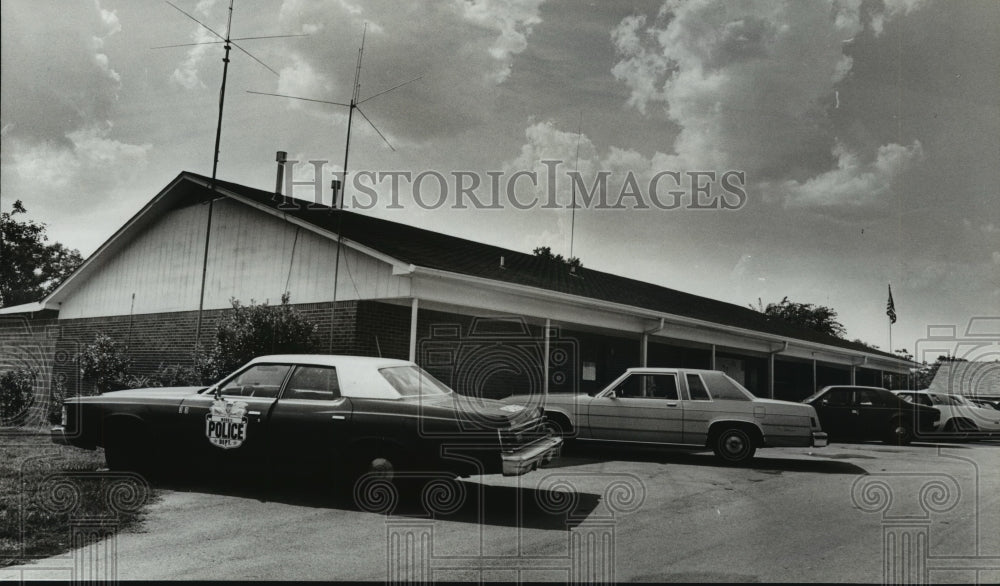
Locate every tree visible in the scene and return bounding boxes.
[1,200,83,307]
[533,246,582,269]
[750,296,847,338]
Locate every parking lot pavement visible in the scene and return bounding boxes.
[5,441,1000,582]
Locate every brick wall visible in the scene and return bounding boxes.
[0,300,420,399]
[415,310,553,400]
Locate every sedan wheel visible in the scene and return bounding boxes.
[712,427,756,464]
[365,456,396,481]
[885,420,913,445]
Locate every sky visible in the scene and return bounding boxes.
[2,0,998,362]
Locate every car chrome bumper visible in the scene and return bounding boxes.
[501,436,563,476]
[812,431,828,448]
[51,425,70,446]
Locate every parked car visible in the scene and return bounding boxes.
[503,367,827,465]
[803,386,939,445]
[53,355,562,482]
[893,390,1000,437]
[968,397,1000,411]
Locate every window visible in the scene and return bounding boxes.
[217,364,291,398]
[615,374,678,400]
[701,372,753,401]
[686,374,710,401]
[380,366,453,396]
[284,366,341,400]
[855,389,882,407]
[821,389,851,407]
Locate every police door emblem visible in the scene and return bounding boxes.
[206,399,249,449]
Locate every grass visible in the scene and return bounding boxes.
[0,427,156,568]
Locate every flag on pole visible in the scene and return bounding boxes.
[886,284,897,324]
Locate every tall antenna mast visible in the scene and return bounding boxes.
[157,0,303,348]
[569,111,583,261]
[248,23,422,352]
[158,0,302,184]
[213,0,235,186]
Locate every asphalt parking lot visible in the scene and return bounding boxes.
[6,439,1000,583]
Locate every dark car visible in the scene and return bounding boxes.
[52,355,562,483]
[803,385,938,445]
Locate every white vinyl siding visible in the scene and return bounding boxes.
[58,199,409,318]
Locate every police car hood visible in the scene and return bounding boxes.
[84,386,206,401]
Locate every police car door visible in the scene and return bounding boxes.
[267,365,352,468]
[178,363,291,460]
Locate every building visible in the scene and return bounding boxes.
[929,361,1000,400]
[1,171,911,418]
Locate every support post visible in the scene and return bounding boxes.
[812,358,817,394]
[710,344,716,370]
[408,298,419,363]
[543,319,551,396]
[851,365,857,385]
[640,333,648,367]
[768,353,775,399]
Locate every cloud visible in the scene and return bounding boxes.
[8,125,151,192]
[771,139,924,207]
[270,0,545,140]
[871,0,927,36]
[610,0,927,208]
[458,0,545,82]
[276,54,334,105]
[170,26,215,90]
[0,1,125,144]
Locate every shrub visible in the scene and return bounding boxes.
[77,334,131,394]
[47,377,66,425]
[0,366,37,424]
[145,363,210,387]
[210,293,319,374]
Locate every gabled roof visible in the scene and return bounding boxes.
[193,172,902,362]
[21,171,904,363]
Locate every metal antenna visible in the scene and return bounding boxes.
[248,22,423,352]
[159,0,301,348]
[160,0,295,184]
[569,111,583,261]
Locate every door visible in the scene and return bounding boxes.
[815,388,858,439]
[267,365,353,471]
[585,373,683,444]
[178,363,292,464]
[856,389,913,440]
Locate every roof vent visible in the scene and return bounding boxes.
[275,151,288,195]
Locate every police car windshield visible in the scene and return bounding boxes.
[380,366,453,397]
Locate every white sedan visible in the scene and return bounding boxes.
[893,389,1000,436]
[504,367,827,465]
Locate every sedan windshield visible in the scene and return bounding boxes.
[379,365,453,397]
